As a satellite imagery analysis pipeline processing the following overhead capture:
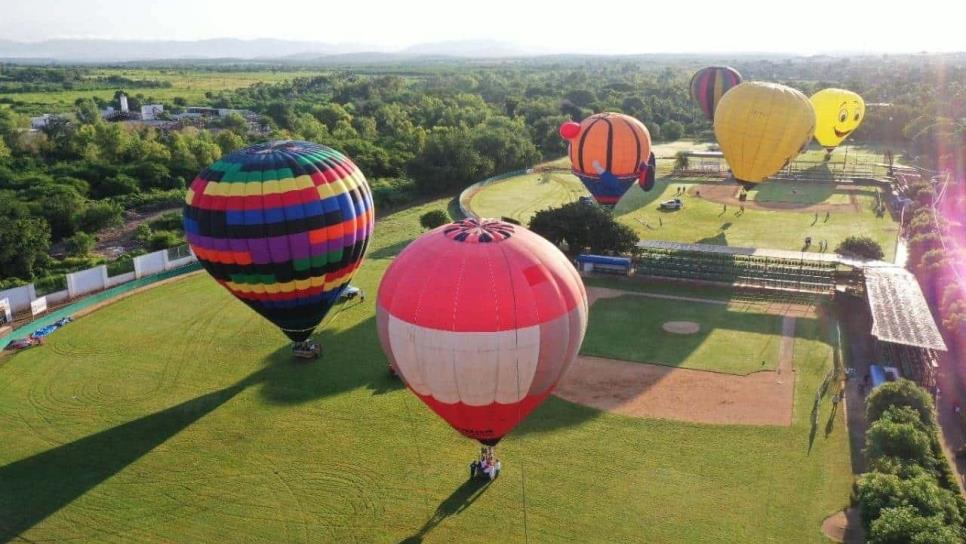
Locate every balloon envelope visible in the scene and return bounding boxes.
[564,112,652,206]
[184,140,374,342]
[810,88,865,151]
[690,66,743,121]
[713,82,815,184]
[377,219,588,445]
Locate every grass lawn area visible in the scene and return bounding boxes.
[615,180,898,261]
[746,182,853,205]
[470,172,585,223]
[581,294,786,374]
[467,143,899,260]
[0,198,852,543]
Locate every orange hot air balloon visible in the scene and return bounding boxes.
[560,112,654,206]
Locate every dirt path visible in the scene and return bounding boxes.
[821,508,864,543]
[555,287,800,426]
[690,183,860,213]
[92,207,183,258]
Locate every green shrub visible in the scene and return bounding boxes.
[64,231,95,257]
[836,235,885,260]
[33,274,67,295]
[147,211,184,232]
[419,209,449,230]
[146,230,184,251]
[77,201,123,232]
[106,256,135,276]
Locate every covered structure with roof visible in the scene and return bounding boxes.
[865,267,946,386]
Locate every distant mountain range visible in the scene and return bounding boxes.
[0,38,548,63]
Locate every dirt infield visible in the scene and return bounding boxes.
[555,287,802,426]
[689,182,860,213]
[662,321,700,334]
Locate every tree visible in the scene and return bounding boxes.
[409,126,493,194]
[836,235,885,260]
[92,174,139,199]
[0,138,10,161]
[0,215,51,280]
[662,120,685,141]
[419,210,450,230]
[673,151,690,172]
[867,379,936,426]
[73,98,101,125]
[865,415,935,467]
[64,231,95,257]
[867,506,960,544]
[77,201,123,233]
[529,201,638,256]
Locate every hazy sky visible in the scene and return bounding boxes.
[0,0,962,54]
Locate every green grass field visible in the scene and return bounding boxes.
[0,70,312,114]
[616,180,898,261]
[581,294,785,375]
[0,199,853,543]
[469,143,899,260]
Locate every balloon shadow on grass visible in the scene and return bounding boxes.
[399,478,492,544]
[0,368,266,542]
[256,315,404,405]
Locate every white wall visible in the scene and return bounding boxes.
[106,271,136,288]
[67,265,108,298]
[166,255,196,270]
[134,251,166,278]
[45,289,70,305]
[0,284,37,314]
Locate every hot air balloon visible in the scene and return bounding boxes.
[377,218,588,459]
[713,82,816,187]
[690,65,743,121]
[560,112,654,207]
[810,88,865,158]
[183,140,374,354]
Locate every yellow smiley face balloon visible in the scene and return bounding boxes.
[810,88,865,151]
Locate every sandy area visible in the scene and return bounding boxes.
[554,287,801,426]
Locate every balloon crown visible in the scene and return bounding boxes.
[443,218,514,243]
[246,140,314,155]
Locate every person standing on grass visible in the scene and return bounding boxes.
[825,211,831,222]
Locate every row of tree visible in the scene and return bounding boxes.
[901,180,965,357]
[857,380,966,543]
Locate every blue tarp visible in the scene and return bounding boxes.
[870,364,900,388]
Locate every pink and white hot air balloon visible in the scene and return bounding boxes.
[376,218,588,446]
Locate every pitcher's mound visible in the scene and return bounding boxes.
[662,321,700,334]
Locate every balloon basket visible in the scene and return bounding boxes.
[292,341,321,360]
[469,446,501,481]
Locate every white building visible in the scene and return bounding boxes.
[30,114,56,129]
[140,104,164,121]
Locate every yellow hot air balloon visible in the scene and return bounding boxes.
[810,88,865,155]
[714,82,816,185]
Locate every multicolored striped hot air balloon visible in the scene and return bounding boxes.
[690,65,743,121]
[183,140,374,346]
[559,112,654,207]
[377,218,588,447]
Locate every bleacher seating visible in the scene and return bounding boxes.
[634,245,837,294]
